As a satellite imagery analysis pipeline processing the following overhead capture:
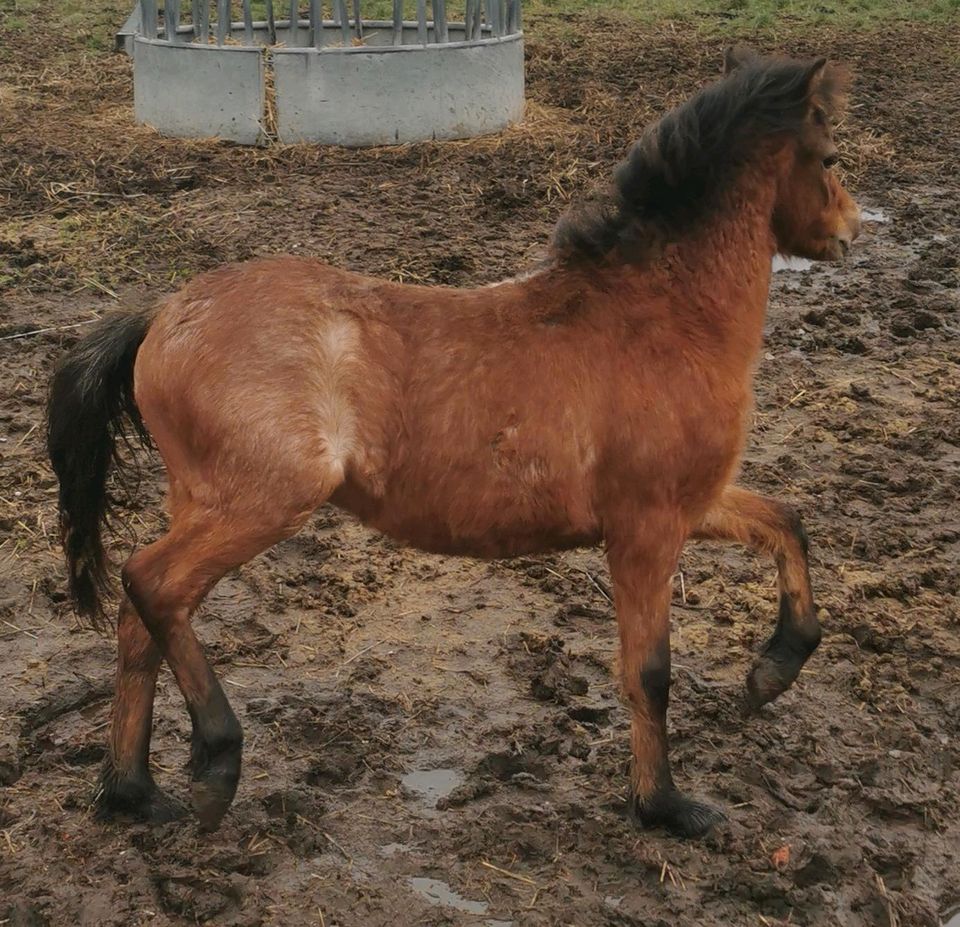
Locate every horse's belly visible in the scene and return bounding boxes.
[329,466,601,558]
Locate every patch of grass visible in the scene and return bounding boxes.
[1,0,129,50]
[13,0,951,41]
[525,0,959,28]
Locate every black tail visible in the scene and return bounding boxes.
[47,311,153,627]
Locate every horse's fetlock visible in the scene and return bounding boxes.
[202,714,244,761]
[801,620,823,654]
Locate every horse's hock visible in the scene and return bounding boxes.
[118,1,525,146]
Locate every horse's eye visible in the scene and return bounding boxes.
[823,153,840,169]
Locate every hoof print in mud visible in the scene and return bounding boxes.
[632,790,727,839]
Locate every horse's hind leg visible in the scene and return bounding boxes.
[95,595,183,822]
[691,485,822,709]
[121,497,323,831]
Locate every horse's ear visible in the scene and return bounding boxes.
[723,45,758,75]
[805,58,850,119]
[803,57,829,93]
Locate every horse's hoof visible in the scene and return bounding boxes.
[141,788,189,823]
[93,766,187,824]
[190,779,235,832]
[746,653,800,710]
[190,756,240,832]
[631,789,727,838]
[747,619,820,710]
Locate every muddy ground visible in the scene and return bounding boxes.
[1,8,959,927]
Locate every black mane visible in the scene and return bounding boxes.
[552,54,842,265]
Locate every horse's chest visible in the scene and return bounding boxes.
[609,390,747,510]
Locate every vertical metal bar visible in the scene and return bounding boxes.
[140,0,157,38]
[288,0,298,45]
[416,0,426,43]
[433,0,447,42]
[215,0,229,44]
[472,0,482,39]
[334,0,349,43]
[497,0,505,35]
[506,0,517,33]
[310,0,323,47]
[466,0,476,39]
[190,0,201,39]
[391,0,402,45]
[198,0,210,41]
[166,0,181,41]
[352,0,362,39]
[266,0,276,42]
[242,0,254,42]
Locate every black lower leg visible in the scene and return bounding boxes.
[188,683,243,832]
[629,640,725,838]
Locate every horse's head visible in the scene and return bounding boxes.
[725,47,861,262]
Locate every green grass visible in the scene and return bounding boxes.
[2,0,957,46]
[253,0,959,28]
[525,0,959,27]
[0,0,129,50]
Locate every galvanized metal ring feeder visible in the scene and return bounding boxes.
[118,0,525,146]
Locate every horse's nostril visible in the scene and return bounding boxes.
[838,237,851,256]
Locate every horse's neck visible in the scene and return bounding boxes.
[635,173,778,367]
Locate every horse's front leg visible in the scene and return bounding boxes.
[607,521,725,838]
[691,484,822,709]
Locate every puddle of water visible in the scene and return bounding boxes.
[941,903,960,927]
[401,768,463,807]
[860,206,890,223]
[408,877,488,915]
[772,254,814,273]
